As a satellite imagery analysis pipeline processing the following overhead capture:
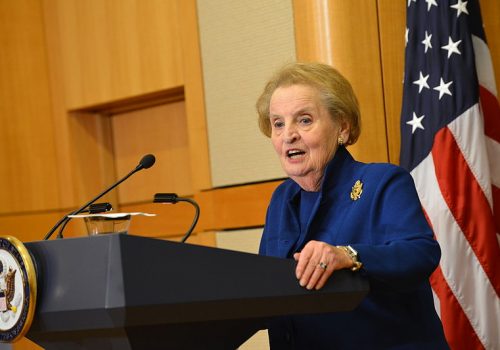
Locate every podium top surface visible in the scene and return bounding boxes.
[25,234,368,333]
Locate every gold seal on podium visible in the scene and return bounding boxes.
[0,236,37,343]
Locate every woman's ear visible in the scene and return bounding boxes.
[339,121,351,145]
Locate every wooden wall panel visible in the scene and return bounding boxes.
[120,202,197,238]
[65,111,118,207]
[377,0,406,164]
[118,181,280,238]
[481,1,500,95]
[0,0,61,213]
[178,0,212,191]
[111,101,193,204]
[196,181,281,232]
[293,0,389,164]
[43,0,184,109]
[0,211,67,243]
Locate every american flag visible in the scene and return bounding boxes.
[400,0,500,349]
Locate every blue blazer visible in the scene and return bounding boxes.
[260,147,449,349]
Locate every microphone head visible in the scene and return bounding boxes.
[138,154,156,170]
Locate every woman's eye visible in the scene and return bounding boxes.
[272,120,284,128]
[299,117,312,125]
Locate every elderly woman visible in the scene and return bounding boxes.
[256,62,449,349]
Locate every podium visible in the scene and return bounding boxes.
[24,234,368,349]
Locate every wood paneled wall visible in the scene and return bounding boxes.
[44,0,184,110]
[294,0,389,163]
[0,0,61,214]
[0,0,210,245]
[377,0,407,163]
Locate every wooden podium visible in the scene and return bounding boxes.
[24,234,368,349]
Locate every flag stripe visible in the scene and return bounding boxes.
[480,86,500,143]
[474,28,500,238]
[432,126,500,296]
[473,35,497,97]
[429,266,484,350]
[411,153,500,349]
[447,105,493,206]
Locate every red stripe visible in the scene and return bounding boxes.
[430,266,485,350]
[432,128,500,297]
[479,86,500,143]
[493,185,500,233]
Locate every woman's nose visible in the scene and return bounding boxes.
[284,125,299,143]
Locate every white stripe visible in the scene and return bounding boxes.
[473,35,497,97]
[411,155,500,350]
[486,136,500,189]
[447,104,493,207]
[472,34,500,190]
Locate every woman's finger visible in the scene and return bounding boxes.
[298,254,319,287]
[295,246,313,279]
[314,265,334,290]
[306,260,330,289]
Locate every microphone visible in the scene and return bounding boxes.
[153,193,200,243]
[44,154,156,240]
[136,154,156,170]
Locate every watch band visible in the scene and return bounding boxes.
[337,245,363,271]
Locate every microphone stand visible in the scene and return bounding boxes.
[44,155,155,240]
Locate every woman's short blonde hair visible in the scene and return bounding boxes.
[256,62,361,145]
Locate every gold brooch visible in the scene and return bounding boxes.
[350,180,363,200]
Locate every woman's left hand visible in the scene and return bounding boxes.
[294,240,353,290]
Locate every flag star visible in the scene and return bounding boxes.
[405,28,409,46]
[422,31,433,53]
[407,112,425,134]
[426,0,438,11]
[433,78,453,99]
[407,0,416,7]
[413,71,430,93]
[450,0,469,17]
[441,37,462,58]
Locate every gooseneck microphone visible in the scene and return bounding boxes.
[153,193,200,243]
[44,154,156,240]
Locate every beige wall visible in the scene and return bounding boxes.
[1,1,500,349]
[197,0,294,187]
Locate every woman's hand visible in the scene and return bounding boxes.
[294,240,353,290]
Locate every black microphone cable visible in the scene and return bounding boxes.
[153,193,200,243]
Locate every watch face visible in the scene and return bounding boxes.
[0,236,37,343]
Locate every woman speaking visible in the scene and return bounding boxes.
[256,62,449,349]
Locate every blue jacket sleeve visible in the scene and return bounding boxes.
[350,167,441,291]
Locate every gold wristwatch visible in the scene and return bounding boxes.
[337,245,363,271]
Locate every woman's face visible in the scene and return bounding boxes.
[269,84,348,190]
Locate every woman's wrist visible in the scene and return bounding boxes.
[336,245,363,271]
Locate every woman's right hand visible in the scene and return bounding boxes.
[293,240,354,290]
